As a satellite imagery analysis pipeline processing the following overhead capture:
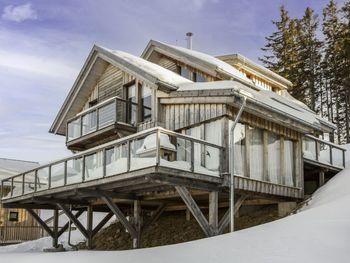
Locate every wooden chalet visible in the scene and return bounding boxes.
[1,39,346,249]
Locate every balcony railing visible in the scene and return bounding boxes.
[1,127,224,200]
[302,135,346,169]
[66,97,144,142]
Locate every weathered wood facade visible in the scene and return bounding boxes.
[1,41,346,249]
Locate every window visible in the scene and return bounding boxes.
[9,211,19,222]
[195,72,207,82]
[126,83,137,125]
[141,85,152,122]
[179,66,191,80]
[248,126,264,181]
[268,132,281,184]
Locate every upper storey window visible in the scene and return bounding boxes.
[126,83,137,125]
[178,65,207,82]
[141,85,152,122]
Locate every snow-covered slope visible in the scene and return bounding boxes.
[1,163,350,262]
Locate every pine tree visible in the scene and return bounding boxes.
[259,6,300,86]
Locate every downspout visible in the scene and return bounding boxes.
[229,94,246,233]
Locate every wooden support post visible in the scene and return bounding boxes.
[319,170,325,187]
[209,191,218,233]
[53,209,59,248]
[57,210,84,237]
[26,208,54,238]
[87,205,93,249]
[175,186,214,237]
[133,200,141,249]
[101,195,138,239]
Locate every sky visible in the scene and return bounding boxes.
[0,0,345,164]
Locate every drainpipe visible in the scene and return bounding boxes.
[229,95,246,233]
[68,205,78,250]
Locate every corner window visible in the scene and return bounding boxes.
[9,211,19,222]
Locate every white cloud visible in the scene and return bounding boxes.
[2,3,37,23]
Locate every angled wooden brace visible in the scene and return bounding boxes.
[175,186,215,237]
[92,212,114,237]
[142,203,167,232]
[57,209,85,237]
[101,195,138,239]
[26,208,54,238]
[57,203,89,239]
[218,195,247,234]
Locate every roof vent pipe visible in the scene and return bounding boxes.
[186,32,193,49]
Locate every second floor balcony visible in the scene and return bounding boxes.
[66,97,151,150]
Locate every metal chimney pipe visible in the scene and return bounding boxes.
[186,32,193,49]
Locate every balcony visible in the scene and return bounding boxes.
[66,97,148,150]
[302,135,346,171]
[1,127,224,201]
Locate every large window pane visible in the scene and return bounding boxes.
[284,139,294,187]
[127,84,137,125]
[249,127,264,181]
[230,122,246,177]
[141,85,152,122]
[268,133,280,184]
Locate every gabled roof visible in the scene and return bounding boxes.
[177,81,336,132]
[0,158,39,180]
[141,40,253,84]
[50,45,191,135]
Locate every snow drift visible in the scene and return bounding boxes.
[1,155,350,262]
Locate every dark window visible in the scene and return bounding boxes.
[9,211,19,222]
[179,66,191,80]
[125,82,137,125]
[196,72,207,82]
[141,86,152,122]
[89,99,98,107]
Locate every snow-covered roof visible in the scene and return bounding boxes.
[100,47,192,87]
[177,81,336,131]
[142,40,253,84]
[0,158,39,180]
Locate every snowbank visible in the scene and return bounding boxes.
[1,156,350,262]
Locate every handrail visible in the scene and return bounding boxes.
[1,127,224,200]
[304,134,347,151]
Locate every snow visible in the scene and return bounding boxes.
[154,40,253,84]
[178,80,334,130]
[99,46,192,87]
[1,158,350,262]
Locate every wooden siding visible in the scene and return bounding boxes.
[161,103,227,131]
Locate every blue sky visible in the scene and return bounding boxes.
[0,0,344,164]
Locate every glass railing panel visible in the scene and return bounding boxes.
[98,102,116,129]
[23,172,36,194]
[130,133,156,171]
[82,111,97,135]
[66,158,83,184]
[51,162,65,188]
[106,144,128,177]
[84,151,104,181]
[67,118,81,141]
[332,147,344,167]
[12,175,23,197]
[193,142,220,176]
[318,143,331,164]
[302,137,316,160]
[159,133,191,172]
[37,167,49,191]
[2,178,13,199]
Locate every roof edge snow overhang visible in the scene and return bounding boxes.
[50,45,181,136]
[163,88,335,134]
